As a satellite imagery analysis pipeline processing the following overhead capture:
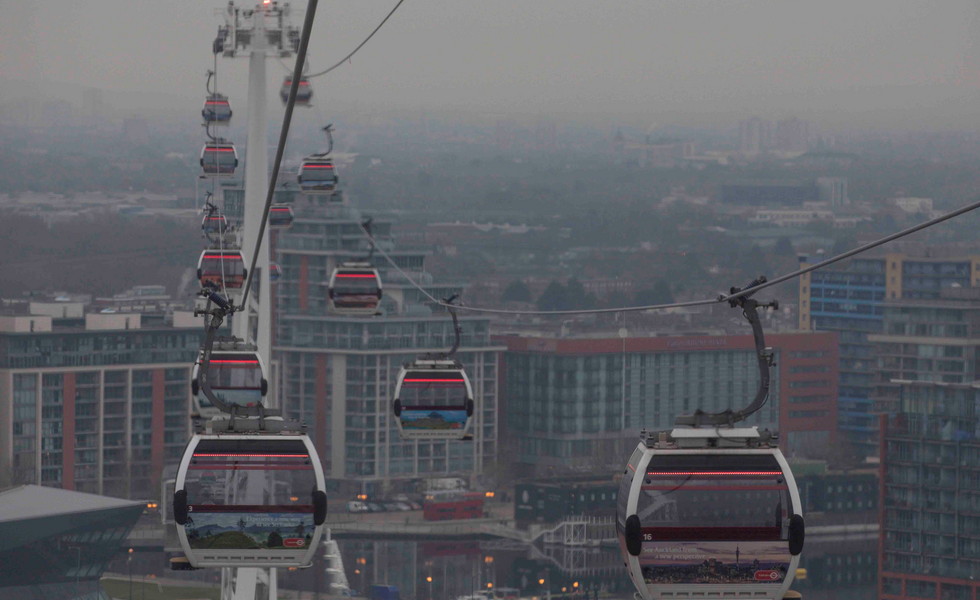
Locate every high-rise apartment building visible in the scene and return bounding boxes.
[816,176,849,207]
[0,311,200,499]
[874,287,980,597]
[798,254,980,456]
[270,197,503,497]
[499,330,838,472]
[880,383,980,599]
[738,116,772,156]
[871,288,980,414]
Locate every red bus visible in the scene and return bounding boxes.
[423,491,485,521]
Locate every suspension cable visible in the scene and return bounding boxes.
[307,0,408,79]
[361,197,980,316]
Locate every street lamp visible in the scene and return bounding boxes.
[539,574,551,600]
[128,548,134,599]
[426,575,433,600]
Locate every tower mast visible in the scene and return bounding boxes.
[212,4,301,598]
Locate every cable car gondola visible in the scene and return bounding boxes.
[269,204,294,228]
[197,249,247,290]
[280,76,312,105]
[201,140,239,177]
[297,157,338,193]
[618,428,804,600]
[190,345,268,416]
[173,433,327,568]
[393,358,474,440]
[327,262,382,315]
[202,93,232,124]
[616,278,804,600]
[201,213,228,236]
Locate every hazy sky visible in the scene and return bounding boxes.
[3,1,980,128]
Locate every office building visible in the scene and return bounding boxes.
[739,116,772,156]
[816,176,849,207]
[499,330,838,471]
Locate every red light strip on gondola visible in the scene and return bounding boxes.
[336,274,376,278]
[209,360,259,365]
[187,504,314,513]
[404,378,465,383]
[202,254,242,259]
[641,485,786,491]
[205,148,236,152]
[189,465,313,471]
[194,453,308,458]
[646,471,783,476]
[303,165,334,169]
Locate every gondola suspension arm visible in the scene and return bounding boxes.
[193,290,282,420]
[674,276,777,428]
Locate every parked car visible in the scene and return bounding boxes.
[346,501,369,513]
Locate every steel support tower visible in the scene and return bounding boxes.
[211,3,302,599]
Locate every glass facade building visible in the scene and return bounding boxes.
[798,254,980,457]
[500,331,838,470]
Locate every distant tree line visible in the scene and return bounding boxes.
[0,211,200,298]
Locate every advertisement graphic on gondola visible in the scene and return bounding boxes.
[640,541,788,585]
[185,512,314,550]
[400,409,467,431]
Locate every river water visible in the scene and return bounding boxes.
[272,534,877,600]
[105,529,876,599]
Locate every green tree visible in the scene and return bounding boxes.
[773,236,795,257]
[536,281,567,311]
[564,278,597,310]
[501,280,532,303]
[634,279,673,305]
[267,531,283,548]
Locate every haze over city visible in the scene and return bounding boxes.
[2,2,980,600]
[4,1,980,127]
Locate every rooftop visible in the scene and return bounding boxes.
[0,485,144,523]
